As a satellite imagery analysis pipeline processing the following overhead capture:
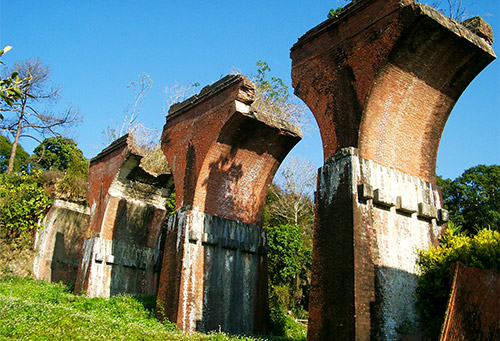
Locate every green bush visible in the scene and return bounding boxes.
[266,224,311,317]
[416,227,500,338]
[0,171,52,245]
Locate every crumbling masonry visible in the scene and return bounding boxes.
[290,0,495,339]
[156,75,301,334]
[74,134,173,297]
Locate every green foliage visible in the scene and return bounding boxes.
[266,224,312,317]
[166,192,176,217]
[33,136,89,200]
[0,170,52,244]
[267,224,306,284]
[252,61,309,130]
[328,7,344,18]
[416,227,500,338]
[33,136,85,171]
[438,165,500,234]
[0,135,29,172]
[0,46,32,112]
[0,275,305,340]
[268,304,307,340]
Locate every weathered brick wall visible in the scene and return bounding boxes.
[33,199,90,285]
[75,134,173,297]
[291,0,495,183]
[158,210,267,334]
[313,148,448,339]
[290,0,495,339]
[162,75,301,225]
[441,263,500,340]
[157,75,300,334]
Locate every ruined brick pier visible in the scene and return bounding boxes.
[290,0,495,339]
[43,0,496,337]
[157,75,301,334]
[74,135,173,297]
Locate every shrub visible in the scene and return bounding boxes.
[0,170,52,245]
[416,227,500,338]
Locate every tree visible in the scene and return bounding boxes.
[252,61,310,131]
[417,0,468,20]
[32,136,89,200]
[438,165,500,234]
[32,136,85,171]
[103,73,160,151]
[266,224,312,319]
[0,59,81,174]
[0,170,52,245]
[0,135,29,173]
[263,157,316,320]
[264,156,316,247]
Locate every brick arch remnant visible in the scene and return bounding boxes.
[290,0,495,339]
[157,74,302,334]
[74,134,174,298]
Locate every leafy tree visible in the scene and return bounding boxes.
[0,59,81,174]
[416,227,500,338]
[0,170,52,245]
[266,224,312,319]
[32,136,85,171]
[33,136,89,200]
[0,135,29,173]
[265,156,316,247]
[263,155,316,321]
[438,165,500,234]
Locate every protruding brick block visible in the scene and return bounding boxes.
[157,75,301,334]
[74,134,173,297]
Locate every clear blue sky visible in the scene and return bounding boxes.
[0,0,498,180]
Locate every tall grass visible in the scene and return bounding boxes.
[0,275,306,340]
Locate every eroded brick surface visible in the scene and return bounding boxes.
[291,0,495,339]
[74,134,173,297]
[441,263,500,340]
[313,148,446,339]
[157,75,300,334]
[291,0,495,183]
[162,74,301,225]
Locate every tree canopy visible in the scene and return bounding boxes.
[33,136,86,172]
[32,136,89,201]
[438,165,500,234]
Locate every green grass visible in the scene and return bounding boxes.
[0,275,306,340]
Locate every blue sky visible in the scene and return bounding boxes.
[0,0,498,180]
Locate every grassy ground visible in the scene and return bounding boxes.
[0,275,306,340]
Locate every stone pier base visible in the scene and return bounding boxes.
[309,148,447,340]
[76,236,162,297]
[157,209,268,335]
